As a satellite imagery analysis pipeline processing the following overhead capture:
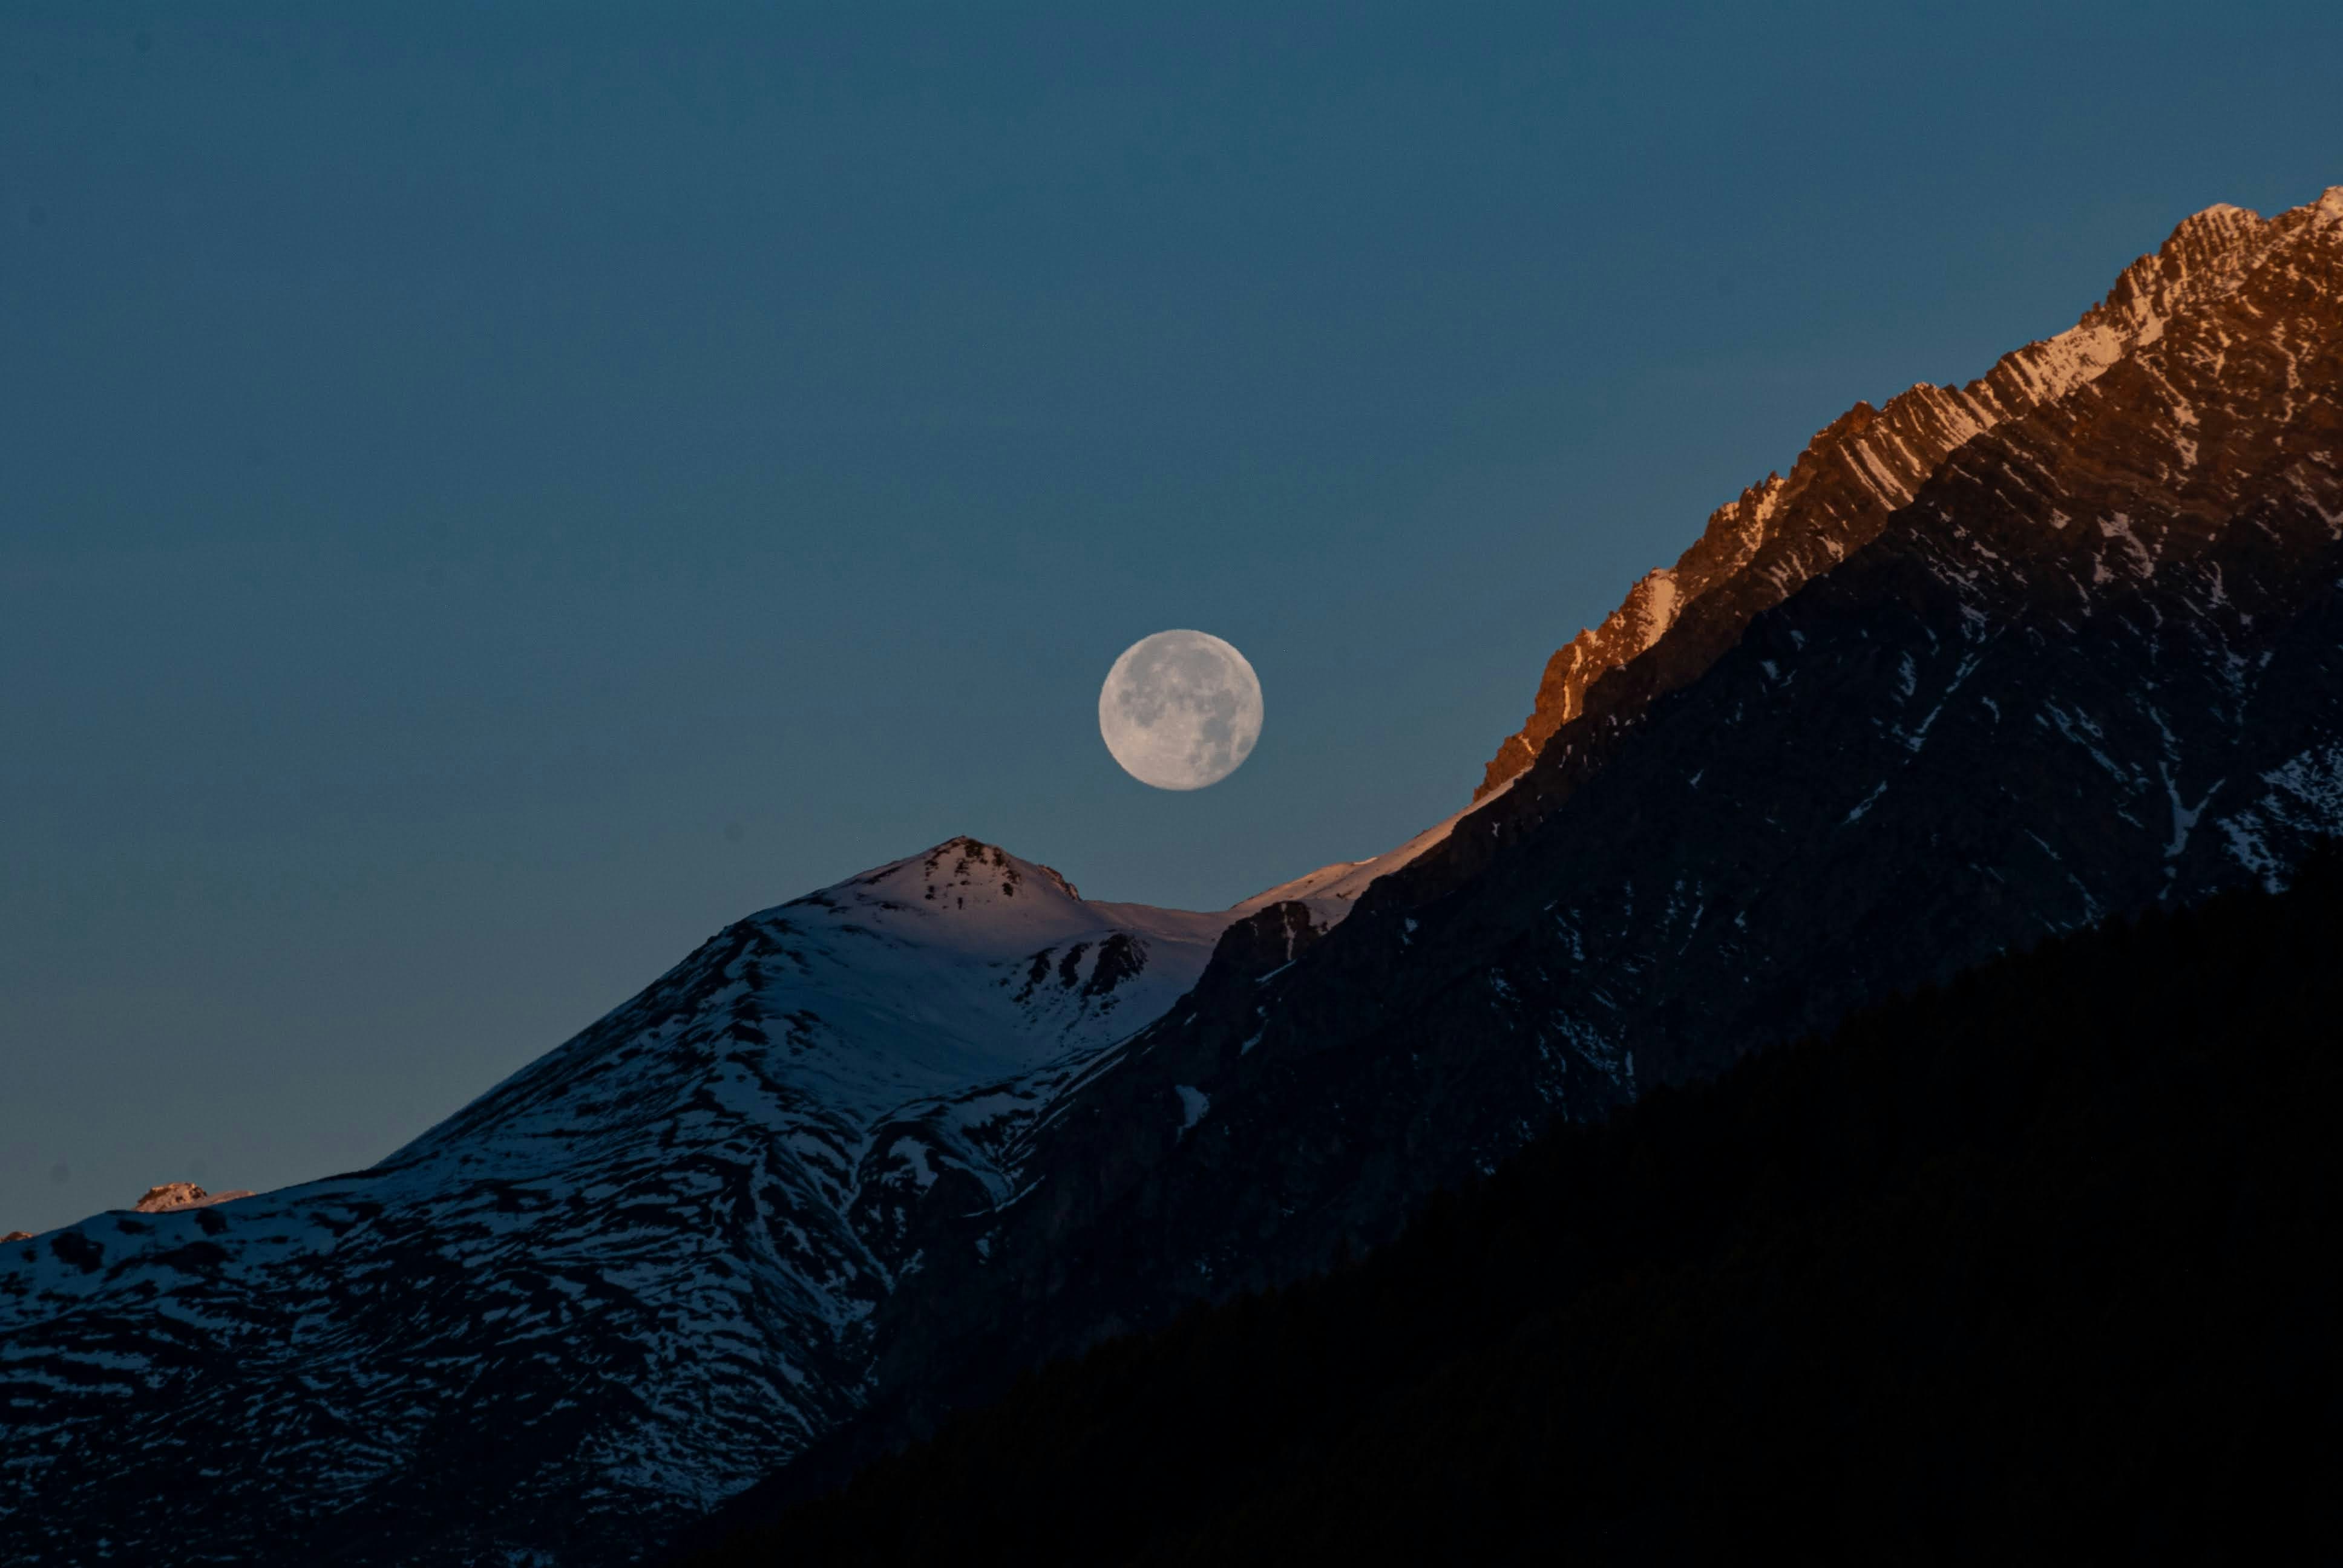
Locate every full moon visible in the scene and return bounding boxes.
[1098,630,1263,791]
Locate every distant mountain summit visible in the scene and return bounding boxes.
[129,1183,254,1213]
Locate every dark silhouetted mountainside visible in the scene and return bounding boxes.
[684,854,2343,1567]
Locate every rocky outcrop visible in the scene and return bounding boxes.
[1476,199,2280,799]
[130,1183,255,1214]
[133,1183,208,1212]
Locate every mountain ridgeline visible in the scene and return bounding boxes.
[4,189,2341,1568]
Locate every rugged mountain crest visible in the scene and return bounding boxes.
[1476,197,2287,798]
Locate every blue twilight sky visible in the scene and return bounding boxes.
[5,1,2340,1235]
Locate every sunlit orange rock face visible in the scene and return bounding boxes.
[1476,201,2281,800]
[131,1183,254,1214]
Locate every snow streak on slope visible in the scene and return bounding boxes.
[1232,781,1517,927]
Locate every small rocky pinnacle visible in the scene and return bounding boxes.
[133,1182,255,1214]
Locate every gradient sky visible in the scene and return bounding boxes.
[6,1,2340,1235]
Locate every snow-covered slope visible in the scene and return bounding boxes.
[0,838,1244,1566]
[1231,782,1515,926]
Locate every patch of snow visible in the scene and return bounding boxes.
[1231,779,1517,928]
[888,1137,940,1192]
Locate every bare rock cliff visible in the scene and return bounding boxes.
[1477,200,2279,798]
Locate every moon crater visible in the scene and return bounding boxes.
[1098,630,1263,791]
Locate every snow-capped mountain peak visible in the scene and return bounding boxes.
[0,837,1248,1565]
[816,837,1086,945]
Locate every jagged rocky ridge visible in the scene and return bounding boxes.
[1476,198,2286,799]
[701,188,2343,1524]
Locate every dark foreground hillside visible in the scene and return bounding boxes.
[684,855,2343,1566]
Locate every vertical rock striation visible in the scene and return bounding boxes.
[1477,200,2278,799]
